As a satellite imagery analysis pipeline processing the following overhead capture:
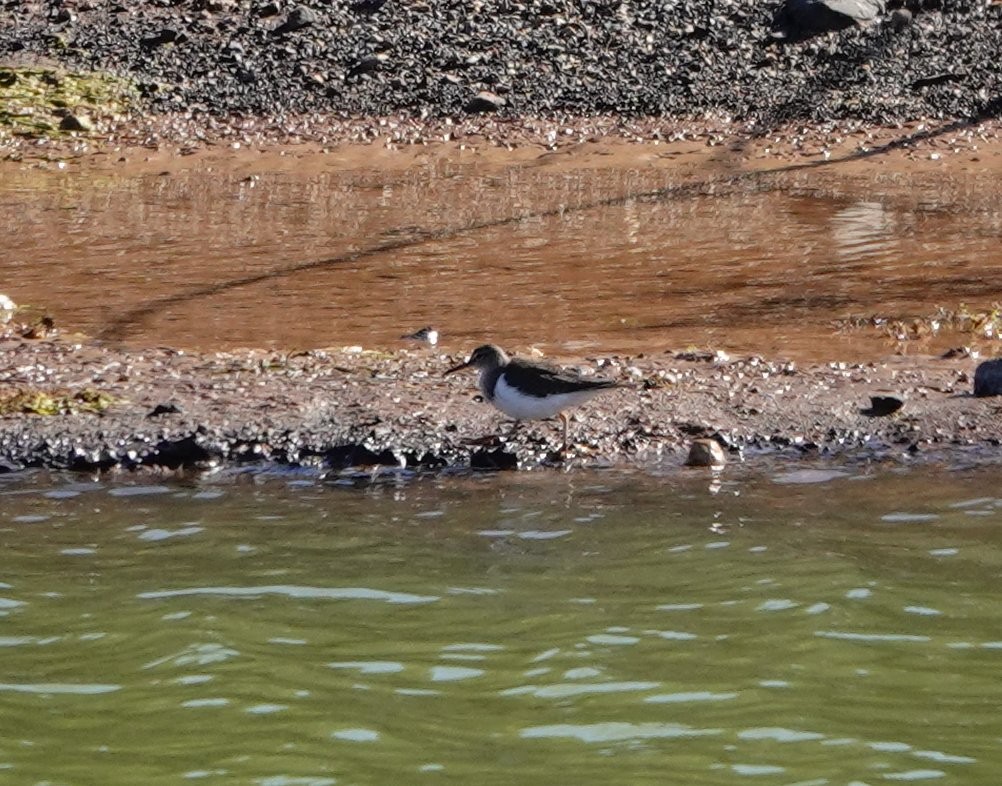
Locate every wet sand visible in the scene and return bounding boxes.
[2,127,1002,473]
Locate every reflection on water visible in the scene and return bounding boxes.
[2,157,1002,360]
[830,200,895,260]
[1,467,1001,783]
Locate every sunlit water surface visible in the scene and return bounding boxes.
[3,157,1002,360]
[2,466,1001,784]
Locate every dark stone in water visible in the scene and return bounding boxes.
[323,443,400,469]
[470,447,518,471]
[973,358,1002,397]
[686,438,726,467]
[149,435,215,469]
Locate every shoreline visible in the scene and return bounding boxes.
[4,114,1002,177]
[0,336,997,475]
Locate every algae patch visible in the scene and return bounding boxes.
[0,67,136,139]
[0,387,116,416]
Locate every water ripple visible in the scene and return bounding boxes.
[815,631,931,643]
[503,681,660,699]
[520,722,721,742]
[0,682,120,694]
[137,585,439,604]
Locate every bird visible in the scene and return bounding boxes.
[401,326,439,347]
[444,344,622,451]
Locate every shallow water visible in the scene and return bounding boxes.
[2,153,1002,360]
[2,466,1001,784]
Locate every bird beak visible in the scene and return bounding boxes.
[443,358,471,377]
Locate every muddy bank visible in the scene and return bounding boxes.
[0,337,996,474]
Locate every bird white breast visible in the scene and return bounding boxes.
[490,375,606,420]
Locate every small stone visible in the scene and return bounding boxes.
[352,0,389,13]
[889,8,912,30]
[860,392,905,417]
[772,0,886,40]
[147,403,182,418]
[686,439,726,468]
[973,358,1002,397]
[141,28,179,48]
[274,5,317,35]
[348,53,389,78]
[59,113,93,132]
[465,90,505,113]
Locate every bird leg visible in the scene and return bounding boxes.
[559,412,570,453]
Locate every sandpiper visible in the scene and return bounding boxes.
[444,344,621,450]
[401,326,439,347]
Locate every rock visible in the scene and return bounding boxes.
[889,8,912,31]
[686,438,726,467]
[273,5,317,35]
[859,392,905,416]
[59,113,93,131]
[973,358,1002,397]
[352,0,389,13]
[348,53,389,78]
[772,0,886,40]
[140,28,180,48]
[147,402,183,418]
[465,90,505,113]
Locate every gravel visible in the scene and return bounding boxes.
[1,0,999,127]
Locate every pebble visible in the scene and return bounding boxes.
[686,439,726,468]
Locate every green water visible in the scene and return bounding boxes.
[1,466,1001,784]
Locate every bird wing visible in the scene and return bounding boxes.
[505,359,620,397]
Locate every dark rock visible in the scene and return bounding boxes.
[323,443,394,468]
[911,72,966,90]
[973,359,1002,397]
[470,447,518,470]
[140,28,181,48]
[352,0,389,14]
[465,90,505,113]
[58,113,93,131]
[889,8,912,30]
[147,402,182,418]
[147,435,215,469]
[860,392,905,417]
[273,5,317,35]
[348,54,388,78]
[685,438,726,467]
[772,0,886,40]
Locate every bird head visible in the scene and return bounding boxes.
[444,344,508,376]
